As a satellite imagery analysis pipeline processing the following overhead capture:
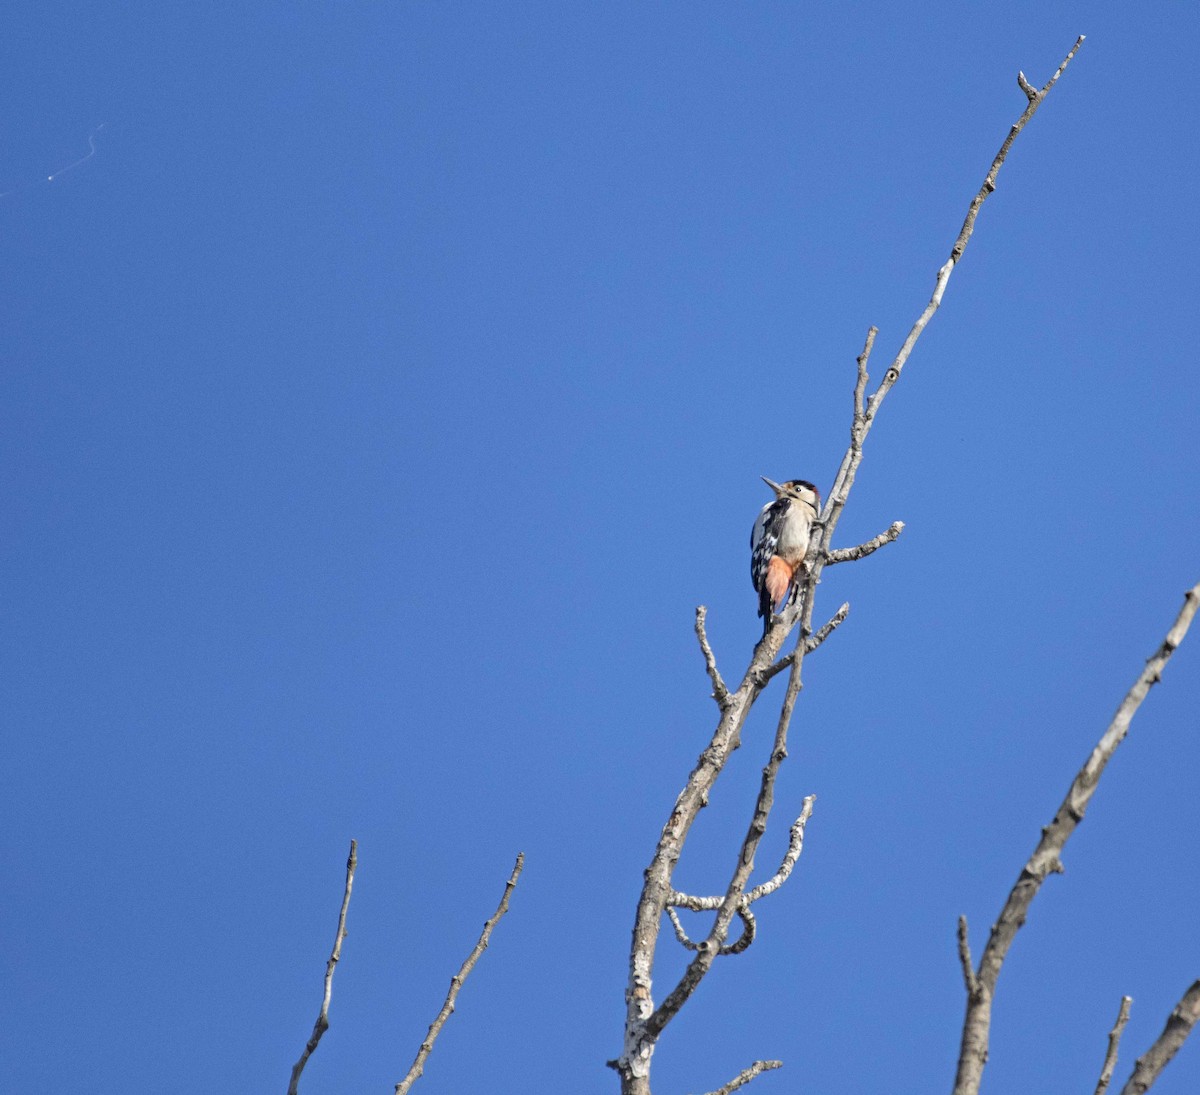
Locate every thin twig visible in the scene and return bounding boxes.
[288,840,358,1095]
[825,521,905,565]
[696,606,731,709]
[697,1059,783,1095]
[1118,982,1200,1095]
[395,853,524,1095]
[1095,996,1133,1095]
[951,583,1200,1095]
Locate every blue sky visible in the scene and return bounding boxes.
[3,4,1199,1093]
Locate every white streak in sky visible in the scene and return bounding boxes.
[47,123,107,182]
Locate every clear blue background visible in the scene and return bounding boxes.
[3,4,1198,1093]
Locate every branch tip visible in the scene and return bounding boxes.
[1094,995,1132,1095]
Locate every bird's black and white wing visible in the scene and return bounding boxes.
[750,499,787,621]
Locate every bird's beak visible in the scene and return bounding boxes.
[761,476,782,494]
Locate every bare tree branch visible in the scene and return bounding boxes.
[288,839,358,1095]
[1096,996,1133,1095]
[396,853,524,1095]
[825,521,904,565]
[696,606,731,710]
[951,583,1200,1095]
[614,37,1086,1095]
[697,1059,783,1095]
[1118,982,1200,1095]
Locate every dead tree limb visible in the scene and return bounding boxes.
[288,839,358,1095]
[950,584,1200,1095]
[395,852,524,1095]
[613,35,1086,1095]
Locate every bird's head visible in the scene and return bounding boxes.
[761,477,821,509]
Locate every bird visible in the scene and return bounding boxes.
[751,477,821,633]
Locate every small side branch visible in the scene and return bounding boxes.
[745,796,815,903]
[1095,996,1133,1095]
[1118,982,1200,1095]
[853,328,876,431]
[826,522,904,565]
[395,853,525,1095]
[698,1059,783,1095]
[761,606,849,685]
[956,916,978,996]
[668,797,816,912]
[288,839,358,1095]
[696,606,731,709]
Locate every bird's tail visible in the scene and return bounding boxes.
[759,559,798,636]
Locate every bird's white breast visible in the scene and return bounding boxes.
[775,502,814,562]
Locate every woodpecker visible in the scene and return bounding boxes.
[751,477,821,633]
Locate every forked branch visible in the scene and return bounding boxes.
[615,36,1087,1095]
